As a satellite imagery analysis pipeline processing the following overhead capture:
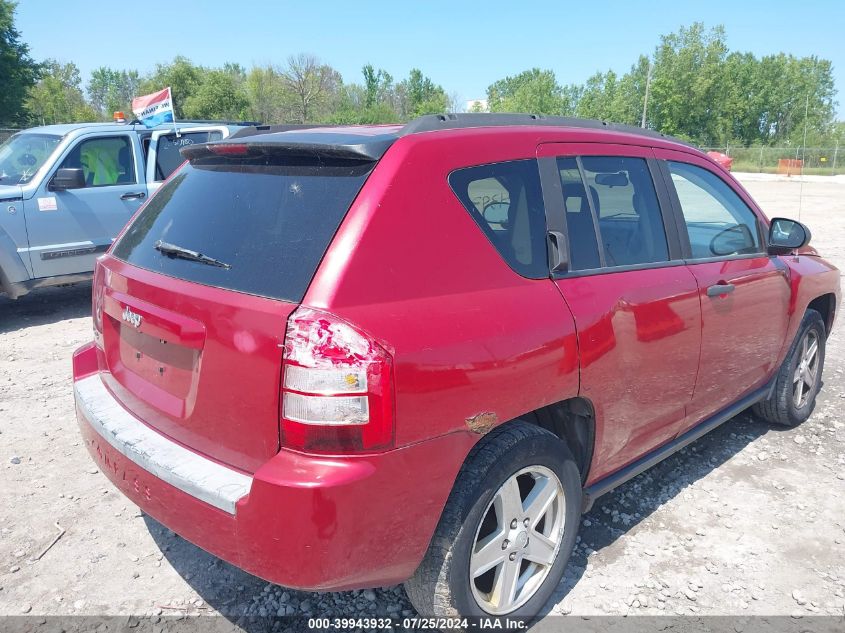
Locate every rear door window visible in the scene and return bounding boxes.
[554,156,669,270]
[581,156,669,267]
[112,156,374,302]
[449,159,548,279]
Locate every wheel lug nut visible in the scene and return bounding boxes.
[501,539,509,550]
[509,552,517,561]
[510,519,518,529]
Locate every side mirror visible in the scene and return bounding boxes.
[50,168,85,191]
[768,217,810,254]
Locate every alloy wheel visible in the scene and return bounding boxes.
[469,465,566,615]
[793,329,819,408]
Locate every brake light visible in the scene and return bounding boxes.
[281,307,394,454]
[207,143,249,156]
[92,258,106,348]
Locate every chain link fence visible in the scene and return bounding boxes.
[702,146,844,175]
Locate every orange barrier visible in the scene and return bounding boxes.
[777,158,803,175]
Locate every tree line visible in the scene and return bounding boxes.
[8,53,458,129]
[485,24,840,147]
[1,0,841,148]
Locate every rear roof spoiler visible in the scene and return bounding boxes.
[183,128,396,162]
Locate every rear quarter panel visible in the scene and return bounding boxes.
[304,129,580,449]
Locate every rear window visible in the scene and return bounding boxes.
[112,156,374,302]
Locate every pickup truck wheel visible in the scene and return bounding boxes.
[753,309,826,428]
[404,421,581,619]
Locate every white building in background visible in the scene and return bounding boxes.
[465,99,489,113]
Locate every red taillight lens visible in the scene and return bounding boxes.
[207,143,249,156]
[92,258,106,348]
[280,307,394,454]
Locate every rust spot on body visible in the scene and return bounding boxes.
[466,412,498,434]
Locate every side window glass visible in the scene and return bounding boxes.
[556,156,669,271]
[557,157,601,271]
[155,131,224,181]
[450,159,548,279]
[59,136,135,187]
[580,156,669,267]
[668,161,761,258]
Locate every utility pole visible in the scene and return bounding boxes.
[800,91,810,168]
[798,59,816,219]
[641,62,653,128]
[833,139,839,171]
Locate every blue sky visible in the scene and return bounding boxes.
[14,0,845,117]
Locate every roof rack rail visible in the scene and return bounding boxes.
[398,113,692,146]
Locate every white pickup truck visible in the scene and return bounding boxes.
[0,120,251,298]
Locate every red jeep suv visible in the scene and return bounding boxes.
[73,114,840,618]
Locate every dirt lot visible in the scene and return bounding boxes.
[1,175,843,626]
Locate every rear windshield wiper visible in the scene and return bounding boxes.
[154,240,232,269]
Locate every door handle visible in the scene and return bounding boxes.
[706,283,735,297]
[120,192,146,200]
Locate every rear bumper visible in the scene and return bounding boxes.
[75,373,251,514]
[72,342,474,591]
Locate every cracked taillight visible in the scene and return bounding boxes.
[281,307,394,453]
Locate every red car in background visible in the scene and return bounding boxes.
[73,114,839,619]
[707,150,734,170]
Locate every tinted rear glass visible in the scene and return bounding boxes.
[112,157,373,302]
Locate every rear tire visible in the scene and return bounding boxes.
[753,309,826,428]
[404,421,581,619]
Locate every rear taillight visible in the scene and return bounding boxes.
[280,307,394,454]
[92,258,106,348]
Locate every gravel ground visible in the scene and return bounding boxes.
[0,175,843,627]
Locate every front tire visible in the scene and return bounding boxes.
[753,309,826,427]
[404,421,581,619]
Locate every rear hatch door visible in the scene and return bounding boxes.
[100,147,375,472]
